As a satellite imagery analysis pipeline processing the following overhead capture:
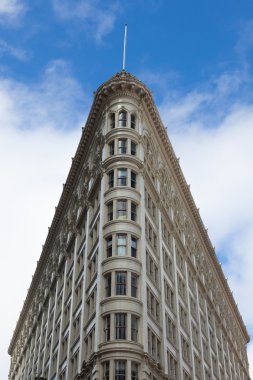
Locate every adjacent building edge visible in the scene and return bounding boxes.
[8,71,251,380]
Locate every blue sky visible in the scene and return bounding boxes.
[1,0,253,378]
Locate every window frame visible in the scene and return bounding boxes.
[116,272,127,295]
[116,234,127,256]
[110,113,115,129]
[118,138,127,154]
[115,314,127,340]
[104,315,111,342]
[106,236,113,257]
[119,111,127,128]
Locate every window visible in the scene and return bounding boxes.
[131,141,137,155]
[163,248,173,280]
[131,203,137,221]
[131,315,138,341]
[103,361,110,380]
[164,280,175,311]
[118,139,127,154]
[181,335,190,363]
[179,303,188,332]
[117,200,127,219]
[146,251,159,286]
[167,352,178,380]
[183,370,192,380]
[192,322,199,348]
[115,360,126,380]
[131,273,138,297]
[131,114,136,129]
[108,171,114,188]
[177,273,186,301]
[108,202,113,221]
[105,273,111,297]
[117,234,127,256]
[166,313,177,346]
[147,287,160,322]
[104,316,110,341]
[119,111,127,127]
[131,362,139,380]
[109,141,114,155]
[131,171,137,188]
[115,314,126,339]
[106,236,112,257]
[148,327,161,361]
[116,272,126,295]
[110,113,115,129]
[194,354,201,379]
[117,169,127,186]
[131,236,137,257]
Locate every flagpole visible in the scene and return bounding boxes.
[123,24,127,70]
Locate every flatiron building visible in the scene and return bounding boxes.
[8,71,251,380]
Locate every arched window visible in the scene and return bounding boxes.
[119,111,127,127]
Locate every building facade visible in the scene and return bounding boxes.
[8,71,250,380]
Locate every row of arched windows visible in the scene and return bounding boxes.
[110,111,136,130]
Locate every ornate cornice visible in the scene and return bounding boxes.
[8,70,249,356]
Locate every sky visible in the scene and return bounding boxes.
[1,0,253,378]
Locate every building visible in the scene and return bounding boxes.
[8,70,251,380]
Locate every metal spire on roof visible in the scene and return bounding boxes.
[123,24,127,70]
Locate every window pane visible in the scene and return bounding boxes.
[118,139,127,154]
[131,141,136,155]
[110,113,115,129]
[131,362,139,380]
[116,272,126,295]
[108,171,114,188]
[115,315,126,340]
[103,361,110,380]
[131,315,138,341]
[104,316,110,342]
[131,273,138,297]
[106,236,112,257]
[131,171,136,188]
[107,202,113,221]
[119,111,127,127]
[131,203,137,221]
[131,114,136,129]
[117,234,127,256]
[131,237,137,257]
[118,169,127,186]
[109,141,115,155]
[115,360,126,380]
[117,200,127,219]
[105,274,111,297]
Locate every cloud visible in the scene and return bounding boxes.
[0,60,88,379]
[156,68,253,374]
[0,39,28,60]
[0,0,26,24]
[52,0,119,42]
[235,19,253,59]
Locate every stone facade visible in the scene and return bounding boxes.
[8,71,250,380]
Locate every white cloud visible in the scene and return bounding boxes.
[0,0,26,24]
[235,19,253,59]
[0,39,28,60]
[0,60,88,379]
[157,69,253,374]
[52,0,118,42]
